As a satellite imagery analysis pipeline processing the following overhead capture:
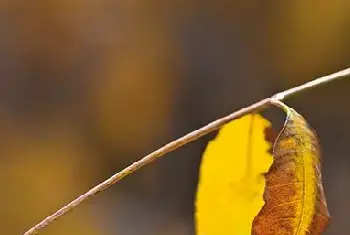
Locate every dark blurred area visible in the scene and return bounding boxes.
[0,1,349,234]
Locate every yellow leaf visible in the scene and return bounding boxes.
[252,105,330,235]
[195,114,274,235]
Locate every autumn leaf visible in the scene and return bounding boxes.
[195,114,275,235]
[252,103,330,235]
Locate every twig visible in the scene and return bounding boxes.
[23,67,350,235]
[273,67,350,100]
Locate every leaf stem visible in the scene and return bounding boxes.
[270,98,291,115]
[23,67,350,235]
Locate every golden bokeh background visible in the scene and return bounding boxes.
[0,1,349,234]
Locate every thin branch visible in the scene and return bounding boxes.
[273,67,350,100]
[23,67,350,235]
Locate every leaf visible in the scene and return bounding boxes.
[252,105,330,235]
[195,114,275,235]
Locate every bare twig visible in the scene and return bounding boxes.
[273,67,350,100]
[23,67,350,235]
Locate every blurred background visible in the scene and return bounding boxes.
[0,1,349,234]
